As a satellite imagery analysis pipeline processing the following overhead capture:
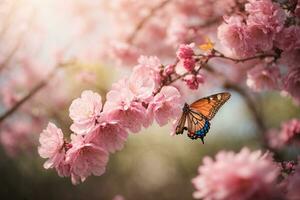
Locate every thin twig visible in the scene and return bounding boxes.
[127,0,171,44]
[0,62,72,124]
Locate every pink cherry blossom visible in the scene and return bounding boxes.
[266,129,284,149]
[192,147,280,200]
[147,86,182,126]
[246,63,281,92]
[218,16,255,58]
[284,67,300,103]
[103,86,148,133]
[246,24,273,52]
[275,26,300,51]
[109,41,140,67]
[128,56,162,102]
[183,74,204,90]
[285,164,300,200]
[176,43,196,71]
[38,123,65,169]
[280,118,300,145]
[295,1,300,18]
[66,134,109,185]
[245,0,286,33]
[164,64,176,76]
[85,114,128,153]
[176,43,195,60]
[69,90,102,135]
[0,121,36,157]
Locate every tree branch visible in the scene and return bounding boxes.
[126,0,171,44]
[0,62,72,125]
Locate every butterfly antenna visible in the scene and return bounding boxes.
[200,137,205,144]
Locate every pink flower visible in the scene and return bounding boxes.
[176,43,196,71]
[192,147,280,200]
[147,86,182,126]
[0,121,36,157]
[284,67,300,103]
[85,114,128,153]
[69,90,102,135]
[38,123,65,169]
[295,1,300,18]
[246,24,273,52]
[182,58,196,72]
[164,64,176,76]
[66,134,109,185]
[246,63,281,92]
[183,74,204,90]
[275,26,300,51]
[109,41,140,67]
[112,195,125,200]
[218,16,274,58]
[103,86,148,133]
[218,16,256,58]
[245,0,286,33]
[128,56,162,101]
[266,129,284,149]
[280,118,300,145]
[285,164,300,200]
[176,43,195,60]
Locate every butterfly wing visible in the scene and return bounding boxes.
[175,112,187,135]
[186,110,210,143]
[190,92,231,120]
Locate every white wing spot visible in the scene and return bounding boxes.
[217,94,221,100]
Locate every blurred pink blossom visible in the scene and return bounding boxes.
[281,162,300,200]
[218,16,255,58]
[280,118,300,145]
[284,67,300,103]
[183,74,204,90]
[147,86,182,126]
[0,121,37,157]
[192,147,280,200]
[66,134,109,185]
[176,43,196,71]
[38,123,65,169]
[245,0,286,33]
[69,90,102,135]
[164,64,176,76]
[246,63,281,92]
[176,43,195,60]
[109,41,140,66]
[275,26,300,51]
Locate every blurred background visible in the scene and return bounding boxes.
[0,0,299,200]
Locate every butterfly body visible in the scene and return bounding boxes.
[175,92,230,144]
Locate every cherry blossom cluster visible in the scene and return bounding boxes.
[38,48,214,184]
[218,0,300,103]
[192,147,300,200]
[267,118,300,149]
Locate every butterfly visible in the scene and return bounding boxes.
[175,92,231,144]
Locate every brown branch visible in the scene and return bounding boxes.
[0,10,37,72]
[126,0,171,44]
[0,61,72,125]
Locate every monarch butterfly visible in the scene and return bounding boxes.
[175,92,231,144]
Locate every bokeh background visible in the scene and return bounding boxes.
[0,1,299,200]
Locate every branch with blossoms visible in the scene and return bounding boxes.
[38,39,284,184]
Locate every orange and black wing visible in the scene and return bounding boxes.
[189,92,231,120]
[175,112,187,135]
[186,110,210,143]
